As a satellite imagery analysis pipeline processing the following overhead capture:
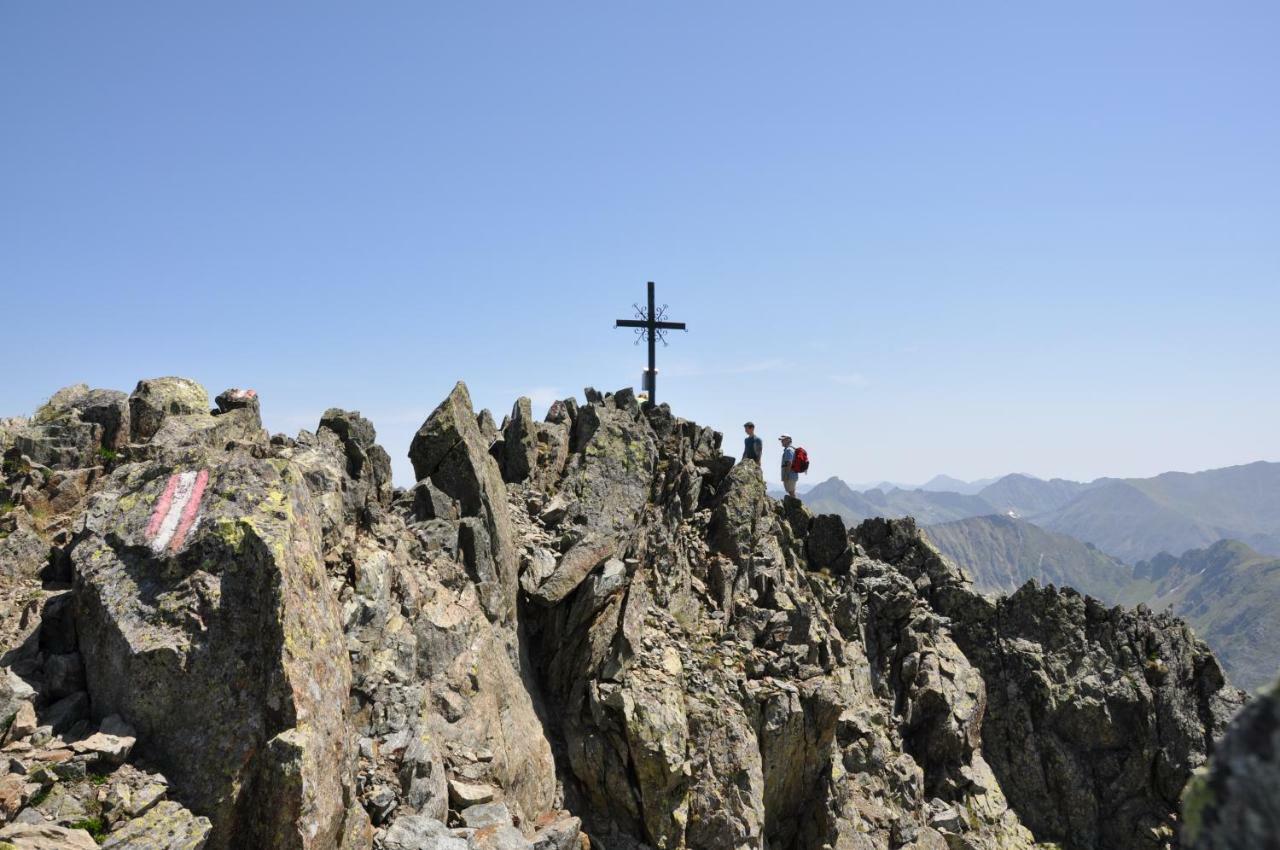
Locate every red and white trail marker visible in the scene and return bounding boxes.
[145,470,209,555]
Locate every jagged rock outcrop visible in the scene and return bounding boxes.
[854,517,1245,850]
[0,377,1260,850]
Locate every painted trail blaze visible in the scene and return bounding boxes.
[145,469,209,555]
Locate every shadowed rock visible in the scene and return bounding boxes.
[1181,677,1280,849]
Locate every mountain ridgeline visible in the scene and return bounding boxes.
[807,464,1280,565]
[0,378,1275,850]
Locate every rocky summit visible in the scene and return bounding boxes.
[0,377,1273,850]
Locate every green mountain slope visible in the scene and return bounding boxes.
[1130,540,1280,693]
[925,514,1133,601]
[1032,479,1231,565]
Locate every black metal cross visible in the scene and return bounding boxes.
[614,281,687,408]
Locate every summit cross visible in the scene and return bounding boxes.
[614,281,687,408]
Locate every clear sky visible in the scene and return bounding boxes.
[3,3,1277,487]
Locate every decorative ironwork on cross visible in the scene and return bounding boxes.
[614,281,687,408]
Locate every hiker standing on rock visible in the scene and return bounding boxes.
[742,422,763,467]
[779,434,799,497]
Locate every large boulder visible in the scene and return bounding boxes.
[33,384,131,452]
[128,378,210,443]
[0,525,47,579]
[146,407,265,455]
[560,402,657,537]
[72,451,368,850]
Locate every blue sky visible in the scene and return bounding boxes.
[3,3,1277,487]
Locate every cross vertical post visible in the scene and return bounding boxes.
[646,280,657,402]
[614,280,687,408]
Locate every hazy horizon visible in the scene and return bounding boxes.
[4,4,1277,487]
[5,375,1276,490]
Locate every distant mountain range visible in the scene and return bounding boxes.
[808,461,1280,564]
[926,517,1280,692]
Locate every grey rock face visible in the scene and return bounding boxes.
[806,513,852,572]
[0,525,48,579]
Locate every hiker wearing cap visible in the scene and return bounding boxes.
[742,422,763,466]
[779,434,799,497]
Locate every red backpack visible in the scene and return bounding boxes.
[791,446,810,473]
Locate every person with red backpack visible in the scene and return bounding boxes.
[778,434,809,497]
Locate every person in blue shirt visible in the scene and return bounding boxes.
[742,422,763,466]
[779,433,798,497]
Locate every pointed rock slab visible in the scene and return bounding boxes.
[447,778,496,808]
[100,801,212,850]
[69,730,135,765]
[73,452,368,850]
[709,461,768,563]
[409,382,518,625]
[500,397,537,485]
[7,701,37,742]
[525,536,617,606]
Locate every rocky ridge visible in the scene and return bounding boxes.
[0,377,1264,850]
